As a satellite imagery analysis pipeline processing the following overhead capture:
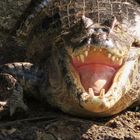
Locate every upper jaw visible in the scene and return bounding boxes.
[71,47,124,67]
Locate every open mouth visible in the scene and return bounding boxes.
[69,47,137,113]
[72,48,123,96]
[72,47,123,95]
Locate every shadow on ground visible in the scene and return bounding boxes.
[0,99,140,140]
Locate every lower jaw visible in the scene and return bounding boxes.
[69,60,137,113]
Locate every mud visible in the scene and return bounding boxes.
[0,99,139,140]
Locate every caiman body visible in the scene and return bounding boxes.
[0,0,140,117]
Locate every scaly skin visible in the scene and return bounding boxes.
[0,0,140,117]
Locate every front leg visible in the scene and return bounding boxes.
[0,73,27,117]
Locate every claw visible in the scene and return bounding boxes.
[9,84,28,116]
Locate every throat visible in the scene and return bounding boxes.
[75,64,116,95]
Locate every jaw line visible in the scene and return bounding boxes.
[79,60,137,113]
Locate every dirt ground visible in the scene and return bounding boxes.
[0,99,140,140]
[0,1,140,139]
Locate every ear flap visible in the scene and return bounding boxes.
[82,15,94,28]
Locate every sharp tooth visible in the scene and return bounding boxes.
[87,45,90,48]
[0,101,7,106]
[116,57,119,61]
[71,55,74,59]
[108,53,112,58]
[81,92,89,101]
[93,48,96,51]
[99,89,105,98]
[112,56,115,61]
[99,49,102,52]
[88,88,95,98]
[119,58,123,65]
[80,54,85,63]
[77,56,80,61]
[85,51,88,57]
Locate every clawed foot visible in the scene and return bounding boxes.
[0,73,28,118]
[8,82,28,116]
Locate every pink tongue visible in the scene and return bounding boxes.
[77,64,116,95]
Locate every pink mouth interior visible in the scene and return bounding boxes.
[77,64,116,95]
[72,52,120,95]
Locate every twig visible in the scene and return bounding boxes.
[0,116,58,127]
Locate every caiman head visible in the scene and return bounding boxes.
[60,15,140,115]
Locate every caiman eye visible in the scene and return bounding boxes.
[80,38,88,44]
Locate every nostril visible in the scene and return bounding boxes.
[102,27,110,33]
[94,27,110,33]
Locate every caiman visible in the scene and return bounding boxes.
[0,0,140,117]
